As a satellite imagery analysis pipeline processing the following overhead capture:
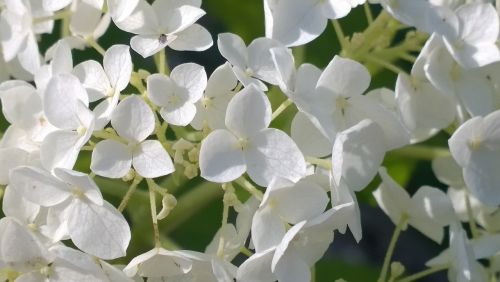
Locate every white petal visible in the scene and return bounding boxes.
[332,119,386,192]
[347,95,410,150]
[448,116,483,168]
[156,5,205,34]
[199,129,246,183]
[72,60,109,101]
[68,200,131,260]
[91,139,132,179]
[44,74,89,129]
[322,0,351,19]
[236,248,275,282]
[395,73,456,142]
[225,85,271,138]
[111,95,155,143]
[53,168,104,206]
[130,35,168,58]
[133,140,175,178]
[265,0,327,47]
[171,63,207,102]
[271,177,329,224]
[252,207,286,253]
[464,149,500,206]
[217,33,248,69]
[373,167,411,226]
[270,47,295,93]
[169,24,213,52]
[246,128,306,187]
[108,0,139,22]
[159,102,197,126]
[0,147,29,185]
[9,166,70,207]
[40,130,82,171]
[291,112,331,158]
[247,38,283,85]
[123,248,192,277]
[273,250,310,282]
[2,186,40,223]
[317,56,370,97]
[51,40,73,76]
[204,62,238,98]
[147,73,176,107]
[0,217,51,269]
[104,44,132,91]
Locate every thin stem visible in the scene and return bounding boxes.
[364,2,374,24]
[60,8,70,38]
[395,264,448,282]
[311,265,316,282]
[389,145,450,161]
[271,99,293,121]
[118,176,143,212]
[331,20,349,50]
[465,194,480,239]
[234,177,263,201]
[93,130,126,143]
[86,37,106,56]
[365,55,406,75]
[305,156,332,170]
[398,53,417,63]
[240,246,253,257]
[34,10,72,24]
[216,191,230,258]
[156,48,169,75]
[378,214,408,282]
[148,179,161,248]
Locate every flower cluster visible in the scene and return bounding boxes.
[1,0,500,281]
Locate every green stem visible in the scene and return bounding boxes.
[465,194,480,239]
[217,190,230,258]
[155,48,169,75]
[147,179,161,248]
[364,2,374,24]
[95,176,149,200]
[271,99,293,121]
[234,177,263,201]
[305,156,332,170]
[34,10,72,24]
[240,246,253,257]
[118,176,143,212]
[395,264,448,282]
[332,20,349,50]
[365,55,406,75]
[389,145,450,161]
[378,214,408,282]
[86,37,106,56]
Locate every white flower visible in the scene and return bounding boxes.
[295,55,409,149]
[217,33,283,91]
[191,62,238,131]
[0,0,52,74]
[263,0,365,46]
[251,176,329,253]
[113,0,212,58]
[427,223,491,282]
[395,34,457,142]
[9,166,131,259]
[332,119,386,192]
[73,44,132,129]
[41,73,95,171]
[441,2,500,69]
[373,167,457,243]
[147,63,207,126]
[448,109,500,206]
[199,85,306,186]
[91,95,175,178]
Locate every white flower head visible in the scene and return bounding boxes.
[91,95,175,178]
[147,63,207,126]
